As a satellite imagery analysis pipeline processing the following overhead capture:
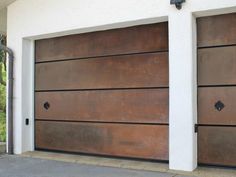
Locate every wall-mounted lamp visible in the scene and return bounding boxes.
[170,0,186,10]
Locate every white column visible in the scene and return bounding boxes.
[21,39,35,152]
[169,12,197,171]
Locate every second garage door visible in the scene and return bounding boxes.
[197,13,236,167]
[35,22,169,160]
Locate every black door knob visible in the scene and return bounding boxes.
[43,102,50,110]
[214,101,224,111]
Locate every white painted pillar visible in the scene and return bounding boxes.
[21,39,35,152]
[169,12,197,171]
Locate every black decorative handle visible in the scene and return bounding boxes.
[43,102,50,110]
[214,101,224,112]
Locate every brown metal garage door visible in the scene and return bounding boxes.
[35,23,169,160]
[197,13,236,166]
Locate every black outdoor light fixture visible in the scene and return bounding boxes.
[171,0,186,10]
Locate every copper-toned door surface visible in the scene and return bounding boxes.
[197,13,236,167]
[35,22,169,160]
[36,121,168,160]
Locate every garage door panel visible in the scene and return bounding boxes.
[35,22,169,160]
[198,126,236,166]
[198,87,236,125]
[35,89,169,123]
[198,13,236,167]
[36,121,169,160]
[36,52,169,91]
[197,13,236,47]
[198,46,236,86]
[35,23,168,62]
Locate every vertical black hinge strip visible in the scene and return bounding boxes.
[194,124,198,133]
[25,118,29,126]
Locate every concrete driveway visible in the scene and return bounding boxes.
[0,155,191,177]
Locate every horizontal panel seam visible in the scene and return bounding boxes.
[35,87,169,92]
[197,124,236,127]
[35,50,169,64]
[198,85,236,88]
[197,43,236,49]
[35,119,169,125]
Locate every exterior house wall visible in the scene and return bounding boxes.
[0,8,7,35]
[6,0,236,172]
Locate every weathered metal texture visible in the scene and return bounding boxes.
[36,52,169,91]
[198,87,236,125]
[35,22,169,160]
[198,126,236,166]
[35,23,168,62]
[198,46,236,86]
[35,121,169,160]
[36,89,168,123]
[197,13,236,47]
[197,13,236,167]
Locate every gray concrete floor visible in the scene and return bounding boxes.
[21,151,236,177]
[0,155,192,177]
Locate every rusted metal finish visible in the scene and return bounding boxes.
[36,89,169,123]
[197,13,236,167]
[35,121,169,160]
[35,23,168,62]
[197,13,236,47]
[36,52,169,91]
[198,46,236,86]
[198,87,236,125]
[35,22,169,160]
[198,126,236,166]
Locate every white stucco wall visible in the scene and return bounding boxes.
[6,0,236,172]
[0,8,7,35]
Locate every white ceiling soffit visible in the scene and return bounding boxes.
[0,0,16,10]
